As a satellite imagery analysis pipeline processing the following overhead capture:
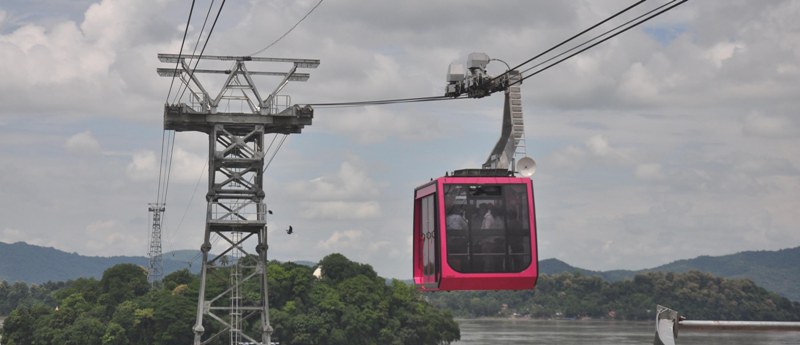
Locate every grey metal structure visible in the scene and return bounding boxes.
[147,203,166,285]
[158,53,318,345]
[445,53,529,172]
[654,305,800,345]
[483,70,526,171]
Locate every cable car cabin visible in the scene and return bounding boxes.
[413,170,538,291]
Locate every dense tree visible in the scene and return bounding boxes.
[318,253,378,284]
[162,269,194,291]
[269,254,460,345]
[427,271,800,321]
[98,264,149,309]
[2,257,460,345]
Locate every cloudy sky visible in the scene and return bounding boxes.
[1,0,798,279]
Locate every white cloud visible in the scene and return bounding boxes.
[319,106,442,144]
[635,163,664,181]
[703,41,746,68]
[317,228,391,254]
[586,134,612,157]
[168,147,206,184]
[551,134,629,169]
[618,62,660,104]
[0,227,24,243]
[0,0,176,120]
[741,112,796,138]
[124,146,205,184]
[551,145,587,169]
[301,201,381,220]
[3,1,800,280]
[65,130,101,155]
[287,160,380,201]
[318,229,363,250]
[0,227,57,248]
[126,150,158,182]
[84,219,143,256]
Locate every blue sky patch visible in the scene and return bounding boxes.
[644,23,688,45]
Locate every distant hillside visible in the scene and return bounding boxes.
[649,247,800,302]
[0,242,199,284]
[540,246,800,302]
[539,258,636,281]
[3,241,799,302]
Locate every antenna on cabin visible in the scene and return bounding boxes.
[517,156,537,177]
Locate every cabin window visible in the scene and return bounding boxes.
[421,194,438,279]
[444,184,531,273]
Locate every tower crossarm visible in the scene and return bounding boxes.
[163,104,313,134]
[158,54,318,114]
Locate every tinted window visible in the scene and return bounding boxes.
[421,195,438,279]
[444,184,531,273]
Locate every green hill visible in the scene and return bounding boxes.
[3,241,799,302]
[540,246,800,302]
[0,241,199,284]
[648,247,800,302]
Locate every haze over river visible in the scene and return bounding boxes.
[454,319,798,345]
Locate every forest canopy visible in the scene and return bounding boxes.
[0,254,460,345]
[427,271,800,321]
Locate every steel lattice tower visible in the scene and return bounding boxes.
[147,203,166,284]
[157,53,318,345]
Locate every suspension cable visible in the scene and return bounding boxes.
[308,95,466,108]
[492,0,647,83]
[172,0,216,105]
[249,0,325,56]
[165,0,196,103]
[177,0,227,104]
[514,0,687,87]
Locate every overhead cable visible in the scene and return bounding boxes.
[250,0,325,56]
[177,0,228,103]
[493,0,647,83]
[263,135,289,173]
[160,132,176,204]
[168,159,208,249]
[514,0,688,87]
[172,0,216,105]
[165,0,196,103]
[305,1,686,109]
[308,95,465,108]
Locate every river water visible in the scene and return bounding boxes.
[454,318,798,345]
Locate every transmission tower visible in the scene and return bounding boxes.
[147,203,166,284]
[157,53,317,345]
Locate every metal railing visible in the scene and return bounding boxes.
[654,305,800,345]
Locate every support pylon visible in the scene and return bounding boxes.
[158,54,318,345]
[147,203,166,285]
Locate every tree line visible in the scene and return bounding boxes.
[1,253,459,345]
[5,257,799,344]
[426,270,800,321]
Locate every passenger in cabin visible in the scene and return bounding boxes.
[481,206,504,230]
[470,204,488,230]
[446,206,468,230]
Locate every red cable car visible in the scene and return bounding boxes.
[413,170,537,291]
[413,60,538,291]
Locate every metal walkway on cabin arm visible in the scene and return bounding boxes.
[653,305,800,345]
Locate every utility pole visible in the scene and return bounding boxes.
[157,53,318,345]
[147,203,166,285]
